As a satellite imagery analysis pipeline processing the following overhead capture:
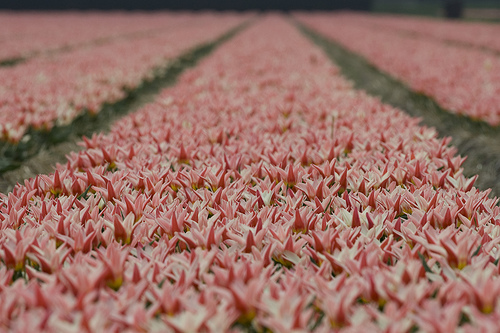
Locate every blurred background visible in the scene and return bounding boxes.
[374,0,500,20]
[1,0,499,20]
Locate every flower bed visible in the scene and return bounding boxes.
[0,13,246,143]
[322,12,500,53]
[296,13,500,126]
[0,12,200,63]
[1,16,499,331]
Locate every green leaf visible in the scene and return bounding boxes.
[323,197,333,215]
[418,252,433,273]
[77,185,92,200]
[471,245,481,258]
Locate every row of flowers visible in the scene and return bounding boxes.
[0,13,248,143]
[296,13,500,126]
[0,12,203,62]
[322,12,500,53]
[1,15,500,331]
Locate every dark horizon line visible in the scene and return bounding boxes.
[0,0,374,11]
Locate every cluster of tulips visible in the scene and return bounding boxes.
[326,12,500,53]
[1,15,500,332]
[0,13,246,143]
[0,12,197,62]
[296,13,500,126]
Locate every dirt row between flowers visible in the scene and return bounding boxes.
[298,23,500,199]
[0,22,247,194]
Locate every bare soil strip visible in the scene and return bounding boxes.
[0,22,249,193]
[0,57,24,66]
[298,23,500,198]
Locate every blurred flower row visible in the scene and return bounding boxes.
[1,16,499,332]
[0,12,196,62]
[0,13,247,143]
[325,12,500,53]
[297,13,500,126]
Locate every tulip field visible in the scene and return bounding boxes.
[296,12,500,126]
[0,12,193,62]
[0,13,246,142]
[1,12,500,332]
